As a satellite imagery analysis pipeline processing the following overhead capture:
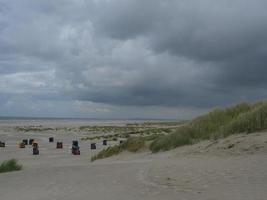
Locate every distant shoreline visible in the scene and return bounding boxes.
[0,116,179,121]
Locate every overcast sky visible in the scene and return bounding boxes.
[0,0,267,119]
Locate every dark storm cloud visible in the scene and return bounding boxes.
[91,0,165,39]
[0,0,267,118]
[89,0,267,106]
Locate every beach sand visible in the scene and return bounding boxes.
[0,121,267,200]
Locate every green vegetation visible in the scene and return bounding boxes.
[81,133,121,141]
[91,100,267,160]
[16,126,54,132]
[150,101,267,152]
[123,137,145,152]
[91,134,163,161]
[91,145,123,161]
[0,159,22,173]
[217,102,267,137]
[91,137,145,162]
[79,125,146,134]
[81,127,176,141]
[126,121,187,127]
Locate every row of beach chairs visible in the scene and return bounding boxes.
[0,137,123,155]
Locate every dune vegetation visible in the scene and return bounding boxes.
[150,101,267,152]
[0,159,22,173]
[91,134,162,162]
[91,100,267,161]
[82,127,175,141]
[91,137,145,162]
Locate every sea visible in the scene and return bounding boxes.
[0,116,175,126]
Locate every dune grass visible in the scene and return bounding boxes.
[150,101,267,152]
[91,100,267,160]
[91,137,145,162]
[81,126,175,141]
[0,159,22,173]
[91,145,123,161]
[91,134,163,161]
[217,102,267,137]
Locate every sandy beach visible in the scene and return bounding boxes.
[0,120,267,200]
[1,0,267,199]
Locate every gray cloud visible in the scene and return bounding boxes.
[0,0,267,118]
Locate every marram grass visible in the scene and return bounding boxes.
[91,134,162,161]
[150,101,267,152]
[91,100,267,159]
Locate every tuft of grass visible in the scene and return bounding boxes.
[0,159,22,173]
[150,101,267,152]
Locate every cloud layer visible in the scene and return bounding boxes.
[0,0,267,118]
